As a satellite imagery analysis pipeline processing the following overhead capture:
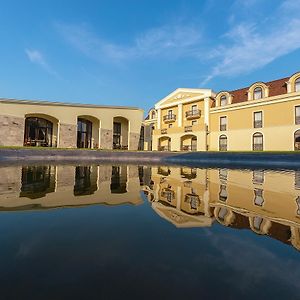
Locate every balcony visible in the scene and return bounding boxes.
[185,109,201,120]
[184,126,192,132]
[163,114,176,123]
[161,188,175,202]
[184,193,200,210]
[161,128,167,134]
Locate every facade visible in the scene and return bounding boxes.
[141,166,300,251]
[0,98,143,150]
[143,71,300,151]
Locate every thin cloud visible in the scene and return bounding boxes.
[201,0,300,84]
[55,22,203,63]
[25,49,60,78]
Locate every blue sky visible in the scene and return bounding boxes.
[0,0,300,113]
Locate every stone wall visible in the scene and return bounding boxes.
[59,123,77,148]
[101,129,113,150]
[0,115,25,146]
[129,132,140,150]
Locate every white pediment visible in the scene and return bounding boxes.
[155,88,213,109]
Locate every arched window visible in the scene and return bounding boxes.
[151,111,156,119]
[24,117,53,147]
[253,87,263,100]
[296,77,300,92]
[77,118,92,148]
[253,132,263,151]
[219,135,227,151]
[220,95,227,106]
[294,130,300,150]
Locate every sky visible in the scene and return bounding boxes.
[0,0,300,113]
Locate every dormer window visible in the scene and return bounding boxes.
[254,87,263,100]
[220,95,227,106]
[296,77,300,92]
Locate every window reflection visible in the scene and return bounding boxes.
[20,166,56,199]
[111,166,127,194]
[254,188,264,206]
[296,196,300,216]
[157,167,170,176]
[253,216,264,231]
[219,184,228,202]
[295,171,300,190]
[253,170,264,184]
[74,166,98,196]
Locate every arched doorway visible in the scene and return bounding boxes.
[180,135,197,151]
[77,116,100,149]
[295,130,300,150]
[24,115,57,147]
[158,136,171,151]
[113,117,129,149]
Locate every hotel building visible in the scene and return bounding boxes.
[142,71,300,151]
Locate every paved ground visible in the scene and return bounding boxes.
[0,148,299,169]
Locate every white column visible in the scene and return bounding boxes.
[176,186,182,210]
[178,103,183,127]
[157,109,161,130]
[204,97,210,127]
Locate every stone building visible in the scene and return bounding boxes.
[0,98,143,150]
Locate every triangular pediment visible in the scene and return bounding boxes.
[155,88,213,109]
[152,202,212,228]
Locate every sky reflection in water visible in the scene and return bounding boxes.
[0,164,300,300]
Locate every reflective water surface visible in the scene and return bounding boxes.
[1,164,300,299]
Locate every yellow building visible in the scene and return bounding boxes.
[142,166,300,251]
[146,72,300,151]
[0,98,144,150]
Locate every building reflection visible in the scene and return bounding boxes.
[20,166,56,199]
[1,163,300,252]
[74,166,98,196]
[141,166,300,252]
[0,165,143,210]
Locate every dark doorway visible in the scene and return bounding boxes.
[24,117,53,147]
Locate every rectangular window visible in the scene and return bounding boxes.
[295,106,300,125]
[168,109,173,116]
[168,124,173,128]
[192,120,197,126]
[254,111,263,128]
[191,104,197,112]
[220,116,227,131]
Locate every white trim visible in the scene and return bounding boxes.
[155,88,215,109]
[210,92,300,114]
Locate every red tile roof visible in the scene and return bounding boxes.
[229,77,289,104]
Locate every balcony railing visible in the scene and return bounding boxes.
[220,124,227,131]
[181,145,197,151]
[296,116,300,125]
[161,128,167,134]
[181,168,197,179]
[185,193,200,210]
[163,114,176,122]
[161,189,175,202]
[158,145,170,151]
[253,144,263,151]
[186,109,201,119]
[184,126,193,132]
[254,120,262,128]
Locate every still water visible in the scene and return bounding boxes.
[0,164,300,299]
